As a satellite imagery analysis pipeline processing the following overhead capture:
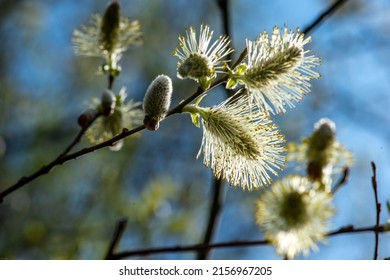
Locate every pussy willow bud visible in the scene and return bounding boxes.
[100,1,121,53]
[310,118,336,150]
[307,118,336,182]
[143,74,173,131]
[101,89,116,116]
[78,108,98,128]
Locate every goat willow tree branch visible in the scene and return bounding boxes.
[108,223,386,259]
[0,0,349,203]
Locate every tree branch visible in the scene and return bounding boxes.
[0,113,101,203]
[331,166,350,194]
[104,218,128,260]
[371,161,381,260]
[110,223,386,259]
[196,177,225,260]
[303,0,348,35]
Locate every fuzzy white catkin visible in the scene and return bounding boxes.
[143,74,172,130]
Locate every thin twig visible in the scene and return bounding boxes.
[111,223,386,259]
[197,177,225,260]
[56,112,102,160]
[105,218,128,260]
[0,114,101,203]
[108,74,115,90]
[303,0,348,35]
[331,166,350,194]
[371,161,381,260]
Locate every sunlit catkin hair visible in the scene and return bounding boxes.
[142,74,173,131]
[173,25,233,89]
[183,95,285,190]
[227,26,320,114]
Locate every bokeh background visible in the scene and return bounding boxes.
[0,0,389,259]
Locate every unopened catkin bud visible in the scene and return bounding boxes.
[100,1,121,53]
[78,108,98,128]
[101,89,116,116]
[306,118,336,182]
[143,74,172,131]
[309,118,336,153]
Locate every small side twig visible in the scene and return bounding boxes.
[56,112,102,160]
[303,0,348,34]
[105,218,128,260]
[331,166,350,194]
[371,161,381,260]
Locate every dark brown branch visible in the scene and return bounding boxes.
[302,0,348,35]
[196,177,225,260]
[0,113,101,203]
[108,74,115,90]
[56,112,102,160]
[105,218,128,260]
[113,238,269,260]
[0,73,118,203]
[331,166,350,194]
[371,162,381,260]
[111,224,386,259]
[0,76,226,203]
